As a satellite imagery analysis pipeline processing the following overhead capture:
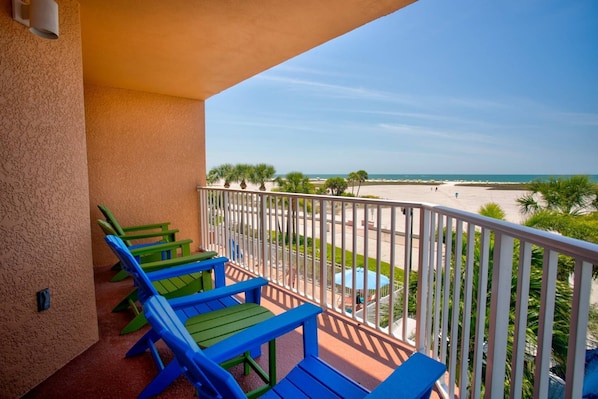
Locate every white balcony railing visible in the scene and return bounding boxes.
[197,186,598,399]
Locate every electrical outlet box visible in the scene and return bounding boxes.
[37,288,50,312]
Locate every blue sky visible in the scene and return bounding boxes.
[206,0,598,175]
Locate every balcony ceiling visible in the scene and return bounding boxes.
[79,0,415,100]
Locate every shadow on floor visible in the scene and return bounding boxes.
[24,263,417,398]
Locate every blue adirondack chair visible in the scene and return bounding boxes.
[98,203,184,280]
[99,219,222,335]
[144,294,447,399]
[104,235,278,399]
[229,238,243,261]
[112,247,220,335]
[97,219,194,282]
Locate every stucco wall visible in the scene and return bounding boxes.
[0,1,98,397]
[85,85,206,266]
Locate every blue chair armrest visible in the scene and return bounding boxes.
[140,252,219,275]
[145,256,228,285]
[203,303,322,364]
[365,352,446,399]
[166,277,269,309]
[128,242,162,251]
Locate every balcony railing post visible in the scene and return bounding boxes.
[223,190,231,258]
[510,241,533,398]
[472,228,491,395]
[374,204,383,328]
[197,187,207,250]
[440,217,453,363]
[533,249,559,398]
[458,223,477,399]
[319,198,328,306]
[433,214,444,358]
[362,203,369,322]
[485,232,514,399]
[448,220,464,398]
[399,207,412,341]
[566,259,593,399]
[260,192,268,278]
[416,207,431,353]
[310,199,317,300]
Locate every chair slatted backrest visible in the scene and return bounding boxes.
[97,219,118,237]
[105,235,160,301]
[145,295,247,399]
[98,219,135,247]
[98,204,127,235]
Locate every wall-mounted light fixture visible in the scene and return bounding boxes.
[12,0,59,40]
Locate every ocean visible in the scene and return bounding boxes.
[303,174,598,184]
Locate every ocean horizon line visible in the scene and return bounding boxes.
[293,173,598,184]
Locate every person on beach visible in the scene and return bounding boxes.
[356,291,364,309]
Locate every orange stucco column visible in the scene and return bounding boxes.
[85,85,207,266]
[0,1,98,397]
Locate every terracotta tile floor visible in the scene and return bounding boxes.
[24,262,429,399]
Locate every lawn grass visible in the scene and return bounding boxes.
[279,233,403,282]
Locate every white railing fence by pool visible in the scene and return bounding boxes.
[198,186,598,399]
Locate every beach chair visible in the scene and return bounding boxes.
[229,238,243,262]
[104,235,278,398]
[98,203,175,240]
[98,204,179,269]
[338,294,364,313]
[99,220,221,334]
[144,294,447,399]
[112,247,220,335]
[97,219,197,281]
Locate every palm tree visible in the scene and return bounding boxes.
[274,172,313,195]
[347,172,358,195]
[354,170,368,196]
[234,163,253,189]
[478,202,506,220]
[517,175,597,216]
[250,163,276,191]
[247,164,276,262]
[208,163,235,188]
[274,172,313,242]
[517,175,598,278]
[206,168,220,185]
[324,177,348,196]
[524,211,598,244]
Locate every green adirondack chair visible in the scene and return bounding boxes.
[98,203,175,241]
[98,204,180,274]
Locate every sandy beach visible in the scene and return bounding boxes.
[358,182,529,224]
[241,181,530,225]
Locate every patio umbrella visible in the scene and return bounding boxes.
[334,267,390,291]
